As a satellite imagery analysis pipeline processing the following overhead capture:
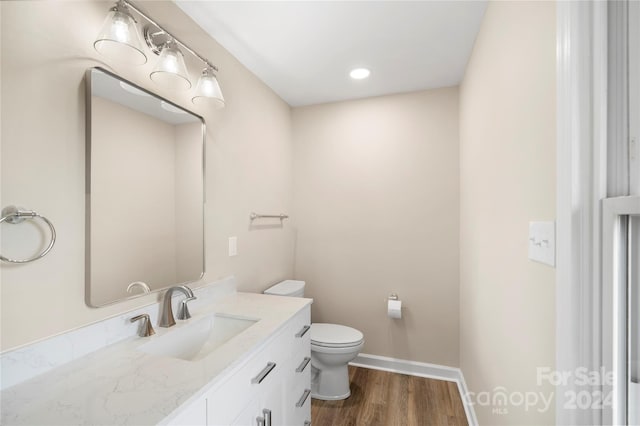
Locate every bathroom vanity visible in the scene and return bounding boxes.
[0,279,312,426]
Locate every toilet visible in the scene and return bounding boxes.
[264,280,364,400]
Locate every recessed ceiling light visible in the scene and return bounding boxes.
[349,68,370,80]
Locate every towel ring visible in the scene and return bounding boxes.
[0,205,56,264]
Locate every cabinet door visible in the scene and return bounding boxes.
[167,397,207,426]
[231,374,285,426]
[207,349,278,425]
[230,396,261,426]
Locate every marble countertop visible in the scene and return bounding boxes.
[0,292,312,426]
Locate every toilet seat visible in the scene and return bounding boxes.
[310,323,364,348]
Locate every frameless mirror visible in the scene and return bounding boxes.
[85,67,205,307]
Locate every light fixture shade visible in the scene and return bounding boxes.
[94,1,147,65]
[192,67,225,108]
[150,40,191,91]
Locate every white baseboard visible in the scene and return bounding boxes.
[350,353,478,426]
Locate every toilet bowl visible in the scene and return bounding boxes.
[310,323,364,400]
[263,280,364,401]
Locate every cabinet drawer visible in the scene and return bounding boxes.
[288,305,311,354]
[289,386,312,426]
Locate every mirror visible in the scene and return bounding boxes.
[85,67,205,307]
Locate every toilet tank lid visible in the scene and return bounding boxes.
[264,280,305,296]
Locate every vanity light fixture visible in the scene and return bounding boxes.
[94,0,147,65]
[94,0,224,106]
[349,68,371,80]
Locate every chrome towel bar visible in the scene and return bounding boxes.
[249,212,289,221]
[0,205,56,263]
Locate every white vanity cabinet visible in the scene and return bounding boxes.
[229,308,312,426]
[170,304,311,426]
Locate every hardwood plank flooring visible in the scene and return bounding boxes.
[311,366,468,426]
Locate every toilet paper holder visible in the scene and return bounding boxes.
[387,293,404,319]
[387,293,405,307]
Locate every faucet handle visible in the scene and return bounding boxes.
[177,296,197,320]
[130,313,155,337]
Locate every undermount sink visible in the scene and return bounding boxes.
[139,314,258,361]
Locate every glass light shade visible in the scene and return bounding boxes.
[192,67,225,108]
[94,4,147,65]
[150,41,191,91]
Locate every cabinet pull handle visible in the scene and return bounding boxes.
[296,389,311,407]
[256,416,265,426]
[296,357,311,373]
[263,408,272,426]
[252,362,276,384]
[295,325,311,338]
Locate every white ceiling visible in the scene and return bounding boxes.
[176,1,487,107]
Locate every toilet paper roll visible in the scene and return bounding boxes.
[387,299,402,319]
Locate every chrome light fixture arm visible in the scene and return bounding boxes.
[123,0,218,72]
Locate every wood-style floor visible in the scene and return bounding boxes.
[311,366,468,426]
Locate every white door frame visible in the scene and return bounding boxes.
[556,1,608,424]
[557,1,636,424]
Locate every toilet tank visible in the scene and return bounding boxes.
[264,280,305,297]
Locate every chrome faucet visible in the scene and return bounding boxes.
[130,313,155,337]
[159,285,197,328]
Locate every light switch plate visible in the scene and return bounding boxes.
[528,221,555,267]
[228,236,237,257]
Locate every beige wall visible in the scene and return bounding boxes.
[292,88,460,366]
[459,2,556,424]
[0,1,293,351]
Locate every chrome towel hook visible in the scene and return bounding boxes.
[0,205,56,263]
